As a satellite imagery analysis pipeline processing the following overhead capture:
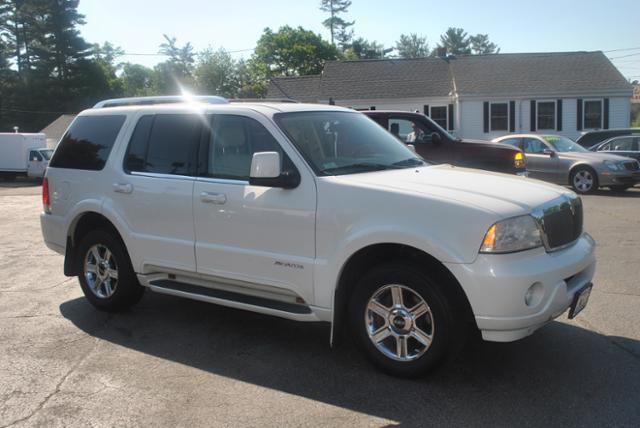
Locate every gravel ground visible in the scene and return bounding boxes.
[1,181,639,427]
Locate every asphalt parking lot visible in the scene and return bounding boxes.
[1,180,639,427]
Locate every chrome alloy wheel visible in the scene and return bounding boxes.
[365,284,434,362]
[573,170,594,192]
[84,244,118,299]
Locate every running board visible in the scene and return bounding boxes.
[148,280,320,322]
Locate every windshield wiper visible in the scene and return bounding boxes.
[391,158,426,167]
[320,163,400,175]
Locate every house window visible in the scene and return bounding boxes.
[430,106,447,129]
[537,101,556,130]
[584,99,603,129]
[490,102,509,131]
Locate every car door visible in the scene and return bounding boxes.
[112,113,202,273]
[386,116,451,164]
[27,150,45,177]
[192,113,316,304]
[522,137,559,182]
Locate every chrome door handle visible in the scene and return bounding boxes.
[113,182,133,194]
[200,191,226,204]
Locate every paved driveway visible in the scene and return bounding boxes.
[1,182,639,427]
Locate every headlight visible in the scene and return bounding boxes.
[480,215,543,253]
[603,160,622,171]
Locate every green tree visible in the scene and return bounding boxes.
[194,47,238,97]
[120,63,154,96]
[252,26,340,77]
[395,33,429,58]
[469,34,499,54]
[437,27,471,55]
[91,42,124,95]
[156,34,196,93]
[343,37,389,59]
[319,0,354,46]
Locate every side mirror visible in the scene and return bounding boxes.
[249,151,300,189]
[431,132,442,145]
[542,148,556,157]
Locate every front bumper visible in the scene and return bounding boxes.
[598,170,640,186]
[445,233,596,342]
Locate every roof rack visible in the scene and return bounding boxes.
[228,98,298,103]
[93,95,229,108]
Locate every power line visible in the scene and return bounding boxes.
[608,52,640,60]
[0,107,75,115]
[118,47,255,57]
[603,46,640,53]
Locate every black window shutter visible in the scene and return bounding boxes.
[483,102,489,133]
[423,105,429,116]
[556,99,563,131]
[603,98,609,129]
[509,101,516,132]
[369,106,376,111]
[530,100,536,132]
[577,99,583,131]
[448,104,454,130]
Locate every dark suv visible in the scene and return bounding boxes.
[576,128,640,148]
[364,111,526,175]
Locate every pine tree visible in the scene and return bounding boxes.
[319,0,354,46]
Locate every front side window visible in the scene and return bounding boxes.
[584,100,602,129]
[40,149,54,160]
[523,138,547,154]
[537,101,555,130]
[205,115,283,180]
[500,138,522,149]
[50,115,126,171]
[276,111,425,176]
[430,106,447,129]
[29,150,42,161]
[388,118,434,144]
[490,103,508,131]
[601,137,636,151]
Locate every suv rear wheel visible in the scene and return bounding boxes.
[77,229,144,311]
[349,262,461,377]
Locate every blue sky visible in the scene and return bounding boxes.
[78,0,640,80]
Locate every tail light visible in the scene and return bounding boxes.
[514,152,526,169]
[42,177,51,214]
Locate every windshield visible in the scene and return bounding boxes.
[40,149,54,160]
[275,111,427,175]
[543,135,588,152]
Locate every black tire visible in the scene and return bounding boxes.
[348,262,463,378]
[570,166,598,194]
[609,185,631,192]
[76,229,144,311]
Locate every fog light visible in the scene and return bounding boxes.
[525,282,544,307]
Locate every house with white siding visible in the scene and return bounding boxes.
[267,51,633,141]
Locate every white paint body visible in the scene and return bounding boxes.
[40,102,596,342]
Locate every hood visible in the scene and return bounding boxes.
[332,164,573,218]
[557,151,633,162]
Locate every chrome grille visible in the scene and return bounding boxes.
[533,195,583,251]
[623,161,639,171]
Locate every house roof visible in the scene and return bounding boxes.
[267,51,632,102]
[450,51,632,97]
[267,75,322,102]
[40,114,76,142]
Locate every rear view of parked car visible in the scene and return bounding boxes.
[494,134,640,193]
[589,135,640,162]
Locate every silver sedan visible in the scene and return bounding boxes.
[493,134,640,194]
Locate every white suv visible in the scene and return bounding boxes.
[41,96,596,377]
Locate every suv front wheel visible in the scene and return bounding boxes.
[349,263,460,377]
[77,229,144,311]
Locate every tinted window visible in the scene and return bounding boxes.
[50,115,126,170]
[29,150,42,161]
[500,138,522,149]
[145,114,202,176]
[606,137,635,151]
[124,115,154,172]
[205,115,282,180]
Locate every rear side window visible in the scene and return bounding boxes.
[124,114,202,176]
[50,115,126,170]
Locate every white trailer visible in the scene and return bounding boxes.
[0,133,52,180]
